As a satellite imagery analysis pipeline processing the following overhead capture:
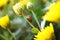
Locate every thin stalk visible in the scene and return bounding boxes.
[0,34,7,40]
[7,28,16,40]
[17,8,35,28]
[22,15,35,28]
[31,10,41,30]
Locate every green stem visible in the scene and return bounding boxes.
[22,15,35,28]
[17,8,35,28]
[0,34,7,40]
[7,28,16,40]
[31,10,41,30]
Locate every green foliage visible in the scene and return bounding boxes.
[0,0,57,40]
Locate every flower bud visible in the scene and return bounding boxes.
[31,27,39,34]
[26,2,33,10]
[13,3,24,16]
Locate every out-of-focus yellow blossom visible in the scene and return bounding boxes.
[13,3,21,15]
[0,0,8,7]
[42,1,60,23]
[0,15,9,29]
[20,0,29,7]
[13,0,32,16]
[34,23,54,40]
[20,0,33,10]
[13,2,25,16]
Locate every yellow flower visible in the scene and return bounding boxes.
[20,0,29,6]
[34,23,54,40]
[13,3,21,15]
[42,1,60,23]
[0,15,9,29]
[0,0,8,7]
[13,0,32,16]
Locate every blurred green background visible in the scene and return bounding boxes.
[0,0,58,40]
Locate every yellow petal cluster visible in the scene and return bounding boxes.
[13,0,31,16]
[13,3,21,15]
[0,15,9,29]
[42,1,60,22]
[20,0,29,7]
[0,0,8,7]
[34,23,54,40]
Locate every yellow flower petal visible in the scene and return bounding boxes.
[20,0,28,6]
[13,3,21,15]
[34,23,54,40]
[13,0,31,16]
[0,15,9,29]
[42,1,60,22]
[0,0,8,7]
